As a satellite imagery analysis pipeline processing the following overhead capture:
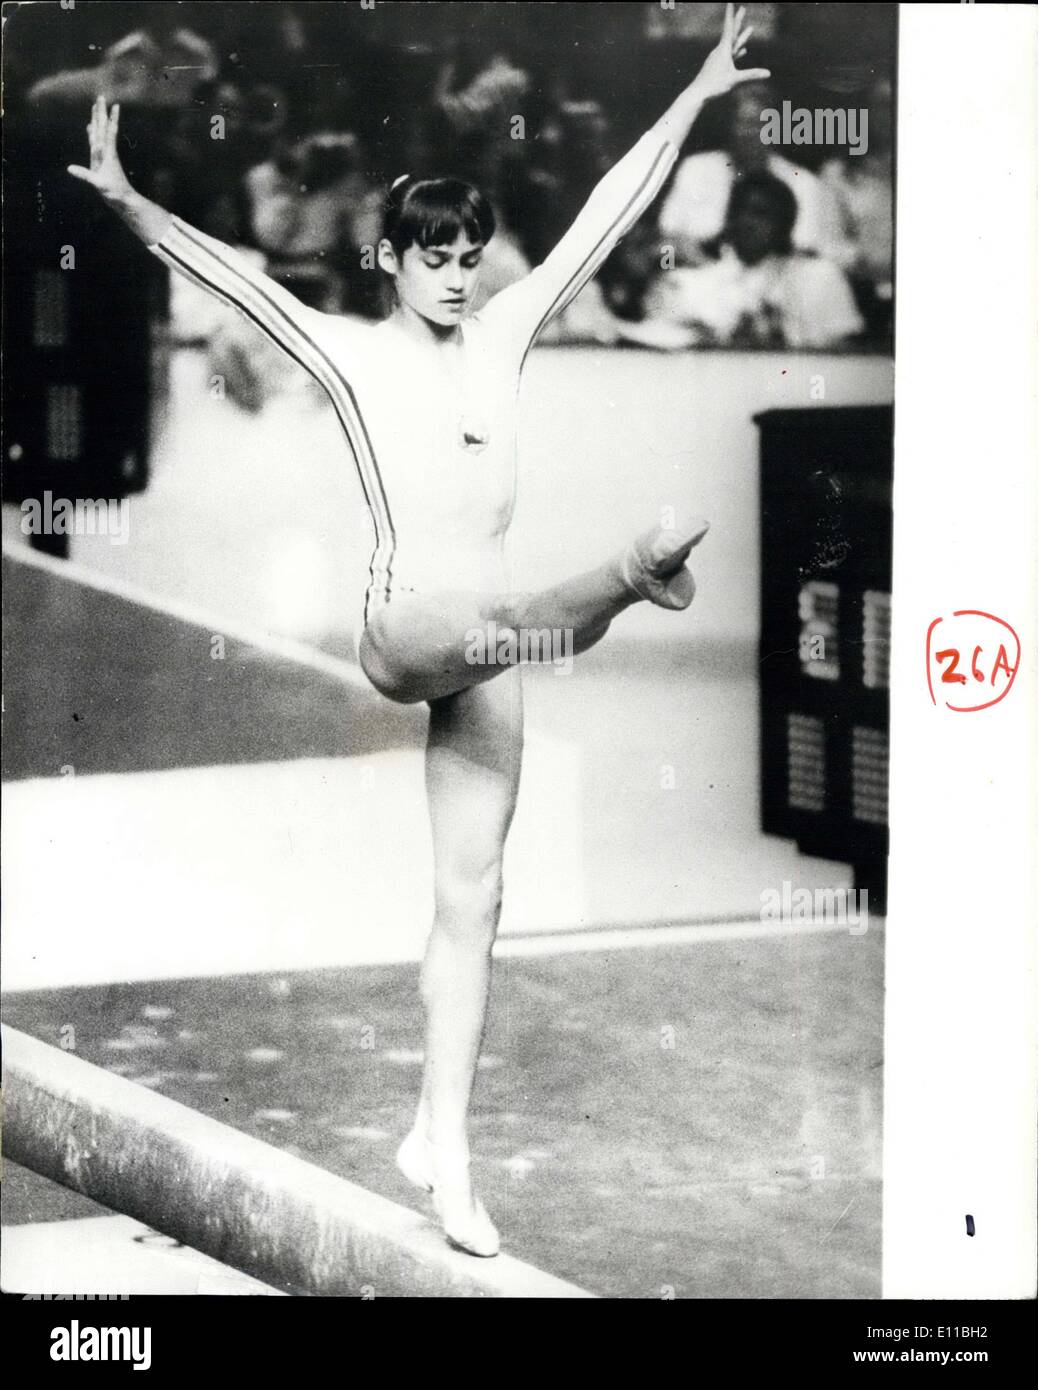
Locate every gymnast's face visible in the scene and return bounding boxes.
[379,233,485,327]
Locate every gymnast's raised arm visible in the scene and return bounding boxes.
[480,3,769,353]
[69,96,325,353]
[651,2,770,153]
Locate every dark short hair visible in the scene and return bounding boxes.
[381,176,496,258]
[726,171,798,254]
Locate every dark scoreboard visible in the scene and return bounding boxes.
[755,404,893,913]
[3,108,156,552]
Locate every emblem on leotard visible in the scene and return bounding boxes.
[458,415,490,454]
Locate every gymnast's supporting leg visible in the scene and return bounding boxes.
[396,671,523,1255]
[361,519,710,704]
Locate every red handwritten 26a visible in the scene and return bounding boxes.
[926,610,1020,713]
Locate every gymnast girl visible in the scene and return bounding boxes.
[70,5,767,1258]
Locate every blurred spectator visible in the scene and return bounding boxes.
[645,172,864,349]
[598,223,674,323]
[148,80,287,245]
[817,78,894,339]
[658,81,840,265]
[430,48,533,243]
[537,276,698,351]
[28,21,218,108]
[522,100,614,266]
[246,133,383,315]
[433,51,531,136]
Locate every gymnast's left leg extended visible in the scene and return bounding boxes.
[360,518,710,704]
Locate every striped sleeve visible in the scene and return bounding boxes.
[479,130,679,360]
[150,217,397,623]
[148,216,325,361]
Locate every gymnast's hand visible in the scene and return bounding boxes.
[690,3,771,102]
[68,96,134,202]
[68,95,173,245]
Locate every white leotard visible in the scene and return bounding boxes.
[149,129,677,634]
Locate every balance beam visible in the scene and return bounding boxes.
[2,1027,594,1298]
